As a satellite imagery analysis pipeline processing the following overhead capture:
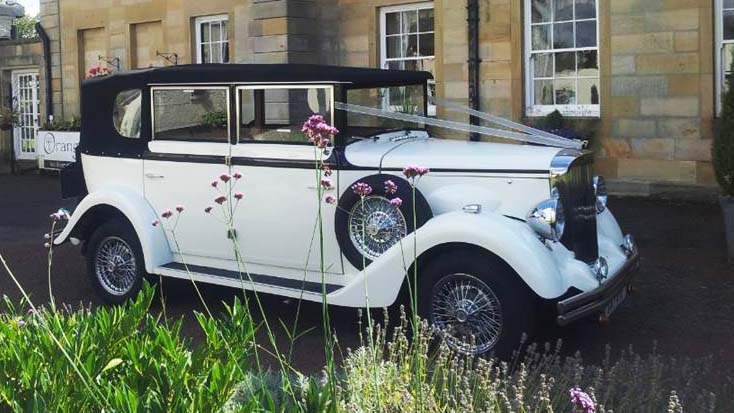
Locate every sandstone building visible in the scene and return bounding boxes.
[30,0,726,193]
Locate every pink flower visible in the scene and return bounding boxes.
[323,164,333,177]
[233,172,243,180]
[569,387,595,413]
[390,197,403,208]
[204,206,213,214]
[321,177,333,189]
[302,115,339,148]
[214,195,227,205]
[220,173,231,183]
[17,319,26,328]
[324,195,336,204]
[211,180,219,188]
[175,205,184,213]
[49,212,63,221]
[161,209,174,219]
[234,192,244,201]
[352,182,373,197]
[89,67,98,75]
[403,165,430,179]
[152,219,160,227]
[384,180,398,195]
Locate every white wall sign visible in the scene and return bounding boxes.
[35,130,80,168]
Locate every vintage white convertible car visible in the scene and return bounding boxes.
[54,64,639,356]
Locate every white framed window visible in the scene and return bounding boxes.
[195,15,230,64]
[524,0,600,117]
[379,2,435,115]
[716,0,734,114]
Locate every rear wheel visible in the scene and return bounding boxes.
[418,250,535,358]
[87,220,145,305]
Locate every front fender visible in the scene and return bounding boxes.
[54,187,172,273]
[329,210,572,307]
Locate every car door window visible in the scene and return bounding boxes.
[152,87,230,142]
[237,86,332,143]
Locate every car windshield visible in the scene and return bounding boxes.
[345,84,427,138]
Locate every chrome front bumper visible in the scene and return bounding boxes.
[556,249,640,326]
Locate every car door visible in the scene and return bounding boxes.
[144,86,236,263]
[229,85,343,274]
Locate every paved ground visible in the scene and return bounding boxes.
[0,172,733,375]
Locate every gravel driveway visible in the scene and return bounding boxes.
[0,172,732,375]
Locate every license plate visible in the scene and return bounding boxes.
[603,287,628,318]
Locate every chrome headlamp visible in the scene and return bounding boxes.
[593,176,608,213]
[526,188,565,242]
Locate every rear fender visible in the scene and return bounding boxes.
[54,187,172,272]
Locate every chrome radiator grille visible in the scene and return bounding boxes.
[554,158,598,263]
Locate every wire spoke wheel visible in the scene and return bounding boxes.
[430,273,503,355]
[348,196,407,260]
[94,236,138,296]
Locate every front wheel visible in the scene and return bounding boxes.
[86,220,146,305]
[418,251,535,358]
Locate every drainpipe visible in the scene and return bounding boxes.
[35,22,53,121]
[467,0,481,141]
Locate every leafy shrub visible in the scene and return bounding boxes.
[715,59,734,196]
[42,117,81,132]
[202,111,228,130]
[0,284,256,412]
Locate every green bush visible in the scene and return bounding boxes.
[202,111,228,130]
[0,284,256,412]
[42,117,81,132]
[715,60,734,196]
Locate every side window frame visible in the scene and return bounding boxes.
[523,0,601,118]
[194,15,230,64]
[234,84,335,145]
[150,85,232,144]
[716,0,734,115]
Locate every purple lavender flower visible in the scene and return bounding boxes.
[152,219,160,227]
[214,195,227,205]
[321,177,333,189]
[204,206,213,214]
[161,209,174,219]
[233,172,243,180]
[569,387,596,413]
[220,173,231,183]
[324,195,336,204]
[175,205,185,213]
[234,192,244,201]
[352,182,373,197]
[390,197,403,208]
[211,180,219,188]
[49,212,64,221]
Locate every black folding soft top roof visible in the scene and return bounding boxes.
[83,63,433,89]
[78,64,432,158]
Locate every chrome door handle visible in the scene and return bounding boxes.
[145,173,164,179]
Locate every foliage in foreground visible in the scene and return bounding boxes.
[0,285,256,412]
[227,309,728,413]
[0,288,730,413]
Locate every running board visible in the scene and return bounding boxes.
[157,262,343,295]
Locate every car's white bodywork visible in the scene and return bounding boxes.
[56,129,631,308]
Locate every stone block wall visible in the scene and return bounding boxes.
[601,0,715,188]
